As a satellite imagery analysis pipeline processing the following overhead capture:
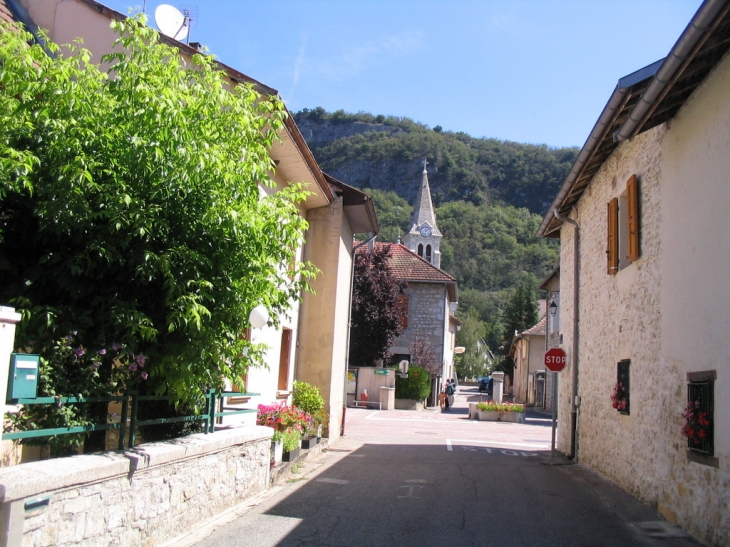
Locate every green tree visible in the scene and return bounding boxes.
[495,277,539,379]
[455,309,490,380]
[409,330,440,377]
[349,245,407,367]
[0,16,316,443]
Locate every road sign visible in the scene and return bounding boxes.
[544,348,567,372]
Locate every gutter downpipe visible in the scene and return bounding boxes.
[553,208,580,460]
[342,232,377,436]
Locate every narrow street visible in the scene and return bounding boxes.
[176,386,701,547]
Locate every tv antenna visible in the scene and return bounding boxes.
[154,4,191,42]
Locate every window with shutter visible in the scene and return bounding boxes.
[627,174,639,263]
[607,174,640,275]
[607,198,619,274]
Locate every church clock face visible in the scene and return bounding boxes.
[420,226,432,238]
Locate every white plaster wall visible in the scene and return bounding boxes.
[658,49,730,547]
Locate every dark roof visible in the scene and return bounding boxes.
[539,0,730,237]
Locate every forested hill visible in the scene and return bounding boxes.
[293,108,578,215]
[293,107,576,363]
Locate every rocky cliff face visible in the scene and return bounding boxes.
[295,118,402,145]
[293,112,576,213]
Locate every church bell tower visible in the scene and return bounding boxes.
[404,159,442,268]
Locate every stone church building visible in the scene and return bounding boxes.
[383,161,459,386]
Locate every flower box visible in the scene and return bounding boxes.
[478,410,500,421]
[475,401,525,422]
[282,447,300,462]
[301,436,319,450]
[500,411,525,423]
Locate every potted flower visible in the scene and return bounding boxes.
[257,402,305,463]
[301,413,319,449]
[610,382,629,414]
[281,429,302,462]
[681,399,712,450]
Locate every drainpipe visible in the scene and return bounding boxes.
[342,232,377,436]
[552,208,580,460]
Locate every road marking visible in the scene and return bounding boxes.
[398,484,423,498]
[446,439,549,451]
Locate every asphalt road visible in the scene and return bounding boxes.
[175,386,701,547]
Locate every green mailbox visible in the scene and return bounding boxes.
[7,353,40,401]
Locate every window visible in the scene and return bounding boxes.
[417,243,424,258]
[684,370,716,465]
[613,360,630,415]
[607,174,640,274]
[426,244,432,263]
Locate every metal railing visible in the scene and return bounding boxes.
[2,390,259,450]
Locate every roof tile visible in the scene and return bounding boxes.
[362,242,455,283]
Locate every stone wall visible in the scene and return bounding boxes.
[391,282,446,363]
[0,426,272,547]
[564,124,667,501]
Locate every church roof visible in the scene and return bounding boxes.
[407,161,442,237]
[376,242,455,283]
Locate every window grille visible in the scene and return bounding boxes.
[616,360,630,415]
[686,371,715,456]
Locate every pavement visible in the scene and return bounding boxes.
[166,385,702,547]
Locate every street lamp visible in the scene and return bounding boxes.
[549,299,558,317]
[249,305,269,329]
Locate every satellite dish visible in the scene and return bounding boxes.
[154,4,189,41]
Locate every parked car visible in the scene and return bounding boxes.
[478,377,490,393]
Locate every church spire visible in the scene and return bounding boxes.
[410,159,439,233]
[404,158,442,268]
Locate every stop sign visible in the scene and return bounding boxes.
[544,348,567,372]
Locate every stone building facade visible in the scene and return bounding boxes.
[538,3,730,544]
[374,243,458,383]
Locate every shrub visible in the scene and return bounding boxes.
[395,365,431,401]
[292,381,325,415]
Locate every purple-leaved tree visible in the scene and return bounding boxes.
[349,245,407,367]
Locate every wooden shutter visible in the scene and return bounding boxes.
[627,175,639,262]
[607,198,619,274]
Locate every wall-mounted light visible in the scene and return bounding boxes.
[249,305,269,329]
[549,299,558,318]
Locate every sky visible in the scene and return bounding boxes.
[99,0,703,148]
